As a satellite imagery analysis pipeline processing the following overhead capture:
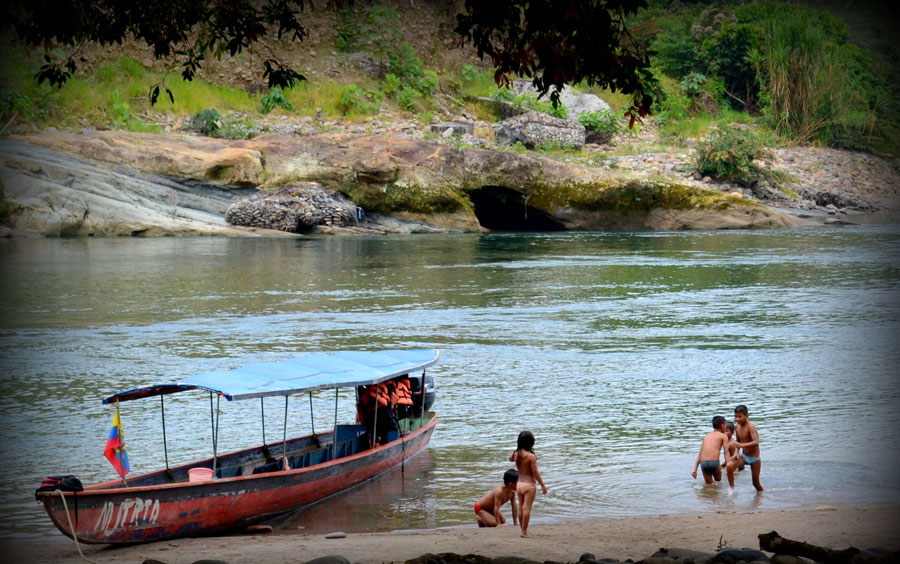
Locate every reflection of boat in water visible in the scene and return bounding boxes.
[36,349,440,545]
[276,449,438,535]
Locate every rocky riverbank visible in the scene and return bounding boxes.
[4,118,897,238]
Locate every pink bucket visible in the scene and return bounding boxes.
[188,467,214,482]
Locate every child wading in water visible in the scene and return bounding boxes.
[728,404,764,491]
[509,430,547,538]
[690,415,731,485]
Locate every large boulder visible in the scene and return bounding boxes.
[0,139,273,237]
[495,111,586,149]
[510,80,611,119]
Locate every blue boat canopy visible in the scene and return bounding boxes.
[104,349,440,404]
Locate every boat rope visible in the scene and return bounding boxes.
[56,490,101,564]
[400,428,406,474]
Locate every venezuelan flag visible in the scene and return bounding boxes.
[103,409,130,479]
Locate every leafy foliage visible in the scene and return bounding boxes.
[360,4,404,75]
[190,108,222,137]
[337,84,379,116]
[455,0,658,125]
[6,0,318,103]
[494,89,569,118]
[357,5,436,112]
[189,108,255,139]
[578,109,621,139]
[334,4,360,53]
[759,12,873,147]
[260,88,292,114]
[694,127,771,186]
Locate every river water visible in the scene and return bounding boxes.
[1,227,899,540]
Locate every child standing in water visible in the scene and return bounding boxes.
[509,430,548,538]
[728,404,764,491]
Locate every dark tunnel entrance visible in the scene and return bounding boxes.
[469,186,566,231]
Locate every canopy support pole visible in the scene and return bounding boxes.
[333,388,339,459]
[373,388,378,448]
[213,393,221,473]
[260,397,266,446]
[160,394,170,474]
[420,370,426,429]
[282,395,289,470]
[208,391,216,467]
[308,392,316,437]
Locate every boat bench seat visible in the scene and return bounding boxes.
[215,466,243,479]
[251,460,285,475]
[288,446,331,469]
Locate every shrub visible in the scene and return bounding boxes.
[190,108,221,136]
[694,127,771,186]
[761,14,871,146]
[260,88,292,114]
[337,84,379,116]
[494,89,569,119]
[578,109,621,144]
[334,5,359,53]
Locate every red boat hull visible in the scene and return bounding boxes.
[38,418,437,544]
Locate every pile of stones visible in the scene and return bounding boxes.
[225,182,359,233]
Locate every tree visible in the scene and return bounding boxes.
[5,0,657,121]
[454,0,658,125]
[4,0,320,104]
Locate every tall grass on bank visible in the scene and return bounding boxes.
[763,15,872,147]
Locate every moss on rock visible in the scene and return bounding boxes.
[528,178,759,214]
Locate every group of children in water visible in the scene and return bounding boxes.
[473,430,547,538]
[473,405,761,538]
[691,404,763,492]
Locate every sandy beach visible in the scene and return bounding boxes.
[3,504,898,564]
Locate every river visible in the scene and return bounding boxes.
[1,227,899,540]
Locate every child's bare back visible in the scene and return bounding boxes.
[691,415,729,484]
[474,468,518,527]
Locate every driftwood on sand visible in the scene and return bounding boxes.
[759,530,899,564]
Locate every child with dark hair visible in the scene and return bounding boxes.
[691,415,730,485]
[728,404,764,491]
[509,430,548,538]
[723,420,741,471]
[474,469,519,527]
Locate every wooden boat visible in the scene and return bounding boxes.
[36,349,440,544]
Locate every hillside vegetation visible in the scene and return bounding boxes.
[1,0,899,164]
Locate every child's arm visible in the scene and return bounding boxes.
[492,488,505,526]
[691,443,703,478]
[531,456,548,494]
[510,493,518,526]
[509,449,517,463]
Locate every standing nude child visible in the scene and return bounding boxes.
[691,415,731,485]
[474,469,518,527]
[509,430,547,538]
[727,404,763,491]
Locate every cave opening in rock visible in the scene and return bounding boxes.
[468,186,566,231]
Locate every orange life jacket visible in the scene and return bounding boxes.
[375,382,390,407]
[394,377,413,406]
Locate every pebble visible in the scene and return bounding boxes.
[324,531,347,539]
